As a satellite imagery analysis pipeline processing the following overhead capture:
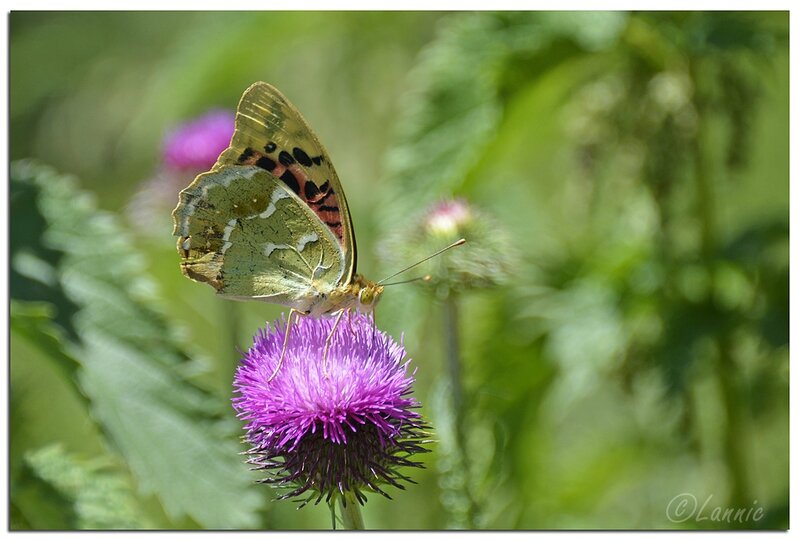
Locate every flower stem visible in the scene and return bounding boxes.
[442,293,477,528]
[691,58,749,507]
[338,493,365,530]
[444,294,464,413]
[222,300,242,373]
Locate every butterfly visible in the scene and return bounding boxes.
[172,82,386,378]
[173,82,462,379]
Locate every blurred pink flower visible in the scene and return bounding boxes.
[425,198,473,237]
[128,109,234,236]
[162,109,234,171]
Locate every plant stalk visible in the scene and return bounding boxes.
[338,492,365,530]
[691,58,749,508]
[222,301,241,377]
[442,293,477,528]
[444,294,464,413]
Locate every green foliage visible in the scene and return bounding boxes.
[11,161,262,528]
[10,11,788,530]
[21,445,149,529]
[378,11,788,529]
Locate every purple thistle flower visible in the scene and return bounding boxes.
[232,313,430,507]
[162,109,234,171]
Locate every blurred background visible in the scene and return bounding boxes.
[10,11,788,529]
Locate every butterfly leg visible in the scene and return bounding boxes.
[347,308,357,337]
[267,308,301,383]
[370,309,377,345]
[322,309,346,379]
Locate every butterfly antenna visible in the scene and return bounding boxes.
[377,239,466,285]
[381,275,432,287]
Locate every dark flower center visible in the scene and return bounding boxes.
[247,419,429,507]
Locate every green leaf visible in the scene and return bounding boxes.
[23,445,151,529]
[10,300,108,513]
[10,160,263,528]
[11,301,81,383]
[381,12,629,227]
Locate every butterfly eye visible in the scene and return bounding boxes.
[358,288,372,305]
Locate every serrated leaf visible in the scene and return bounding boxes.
[24,445,151,529]
[10,301,81,383]
[10,160,263,528]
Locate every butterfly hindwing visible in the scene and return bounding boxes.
[214,82,357,282]
[173,166,345,308]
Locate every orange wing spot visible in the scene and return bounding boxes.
[272,163,287,177]
[287,165,344,244]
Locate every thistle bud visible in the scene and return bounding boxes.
[383,198,516,295]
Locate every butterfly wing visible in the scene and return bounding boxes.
[213,82,357,283]
[173,165,345,308]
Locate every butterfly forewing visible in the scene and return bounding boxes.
[215,82,357,282]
